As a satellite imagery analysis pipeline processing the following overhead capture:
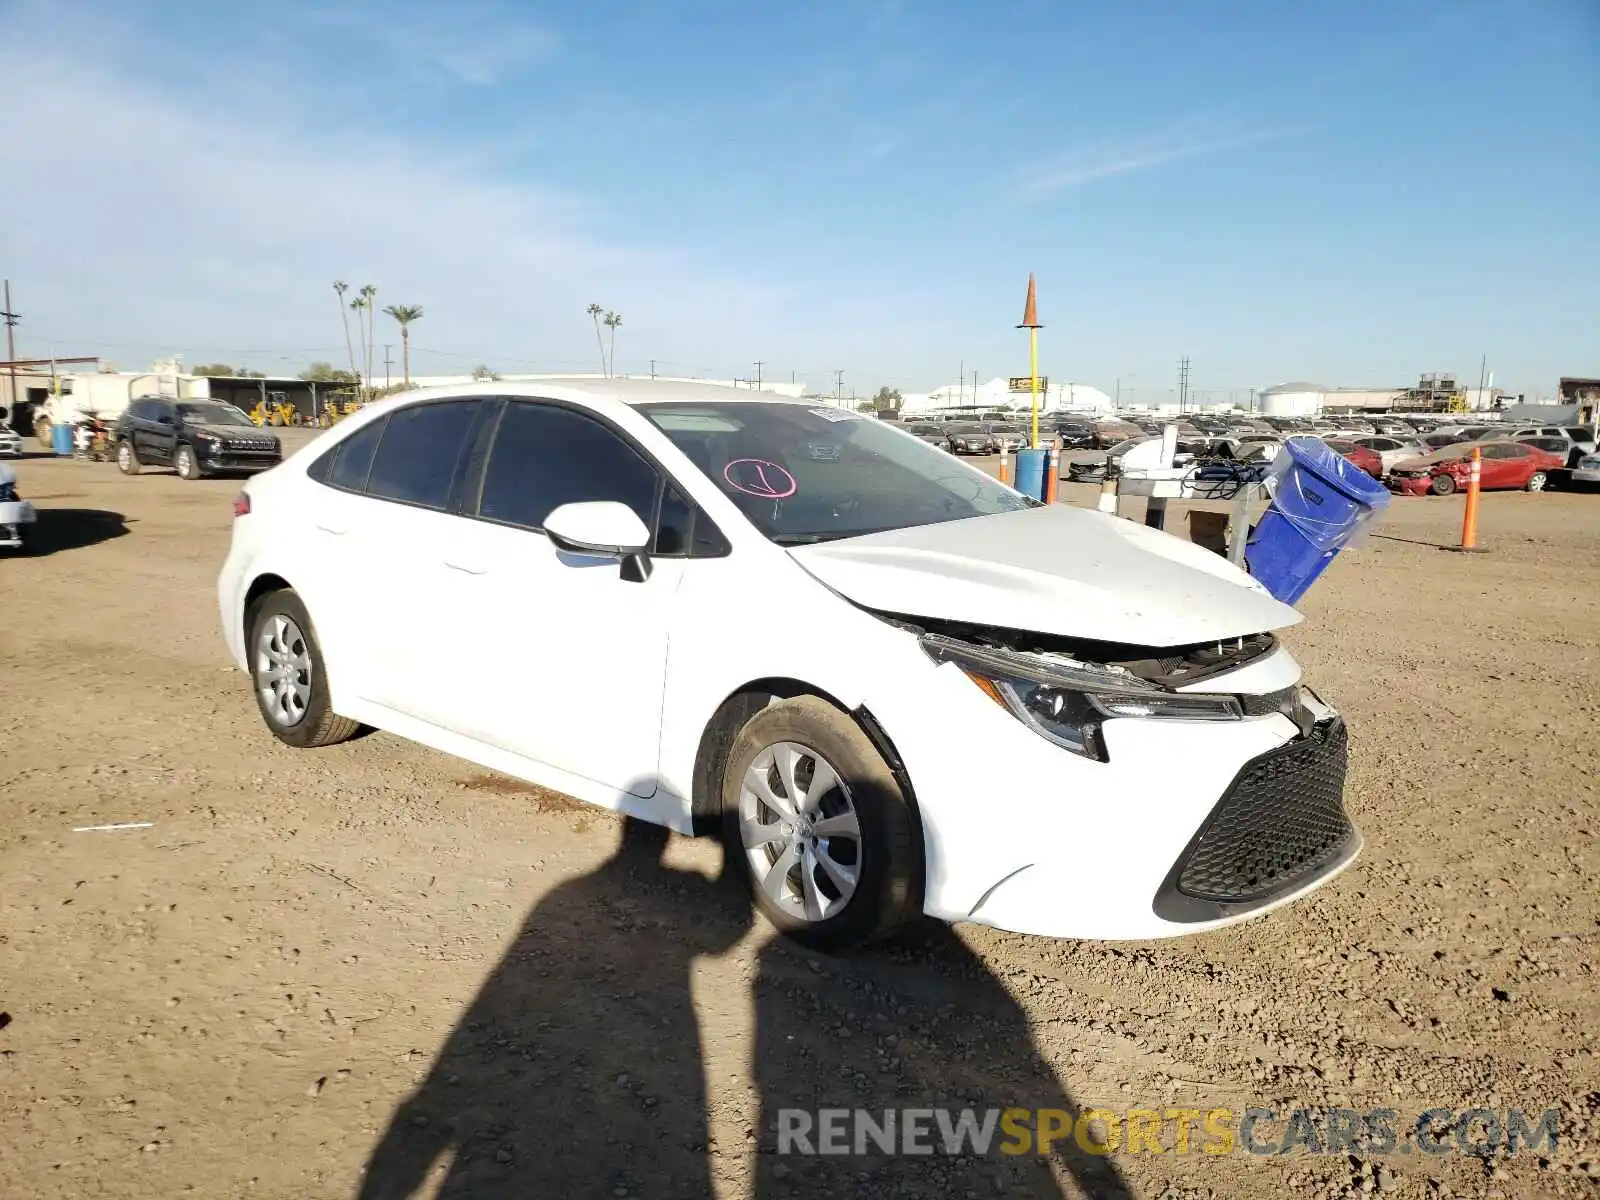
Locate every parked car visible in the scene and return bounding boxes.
[219,381,1353,950]
[0,426,22,457]
[1051,422,1096,449]
[1387,440,1565,496]
[1350,435,1427,475]
[981,423,1029,453]
[0,460,37,550]
[903,423,952,450]
[115,397,283,480]
[1092,421,1143,449]
[944,423,996,456]
[1420,430,1472,452]
[1321,439,1385,479]
[1572,452,1600,487]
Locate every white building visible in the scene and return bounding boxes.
[901,376,1113,415]
[1258,381,1328,417]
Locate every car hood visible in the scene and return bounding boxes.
[193,424,271,439]
[788,504,1302,646]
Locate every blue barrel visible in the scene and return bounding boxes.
[1245,437,1389,604]
[1012,447,1049,501]
[51,423,73,455]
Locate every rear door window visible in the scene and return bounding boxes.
[324,417,387,491]
[365,400,482,509]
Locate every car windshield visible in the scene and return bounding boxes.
[638,401,1040,544]
[178,402,254,427]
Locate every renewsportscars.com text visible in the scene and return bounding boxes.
[777,1106,1559,1159]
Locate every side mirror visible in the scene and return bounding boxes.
[544,501,653,580]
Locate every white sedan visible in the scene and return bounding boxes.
[217,380,1358,950]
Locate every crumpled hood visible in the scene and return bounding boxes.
[789,504,1302,646]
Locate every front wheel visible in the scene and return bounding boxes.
[1430,472,1457,496]
[1526,471,1548,493]
[116,439,141,475]
[723,696,920,952]
[245,589,361,748]
[175,444,202,480]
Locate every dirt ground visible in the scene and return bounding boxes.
[2,447,1597,1200]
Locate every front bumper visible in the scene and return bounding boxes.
[881,645,1357,940]
[1387,475,1433,495]
[1572,467,1600,484]
[199,450,282,474]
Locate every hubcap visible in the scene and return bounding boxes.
[1529,474,1545,491]
[255,613,312,727]
[739,741,861,923]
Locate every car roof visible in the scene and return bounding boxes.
[360,377,821,414]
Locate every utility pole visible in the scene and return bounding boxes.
[1477,353,1488,406]
[833,369,844,405]
[2,281,18,423]
[649,359,656,379]
[958,358,964,404]
[383,344,393,390]
[1178,356,1191,414]
[754,360,764,392]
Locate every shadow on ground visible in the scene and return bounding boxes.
[359,817,1129,1199]
[23,508,130,554]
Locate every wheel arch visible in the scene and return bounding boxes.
[242,572,293,639]
[687,676,927,910]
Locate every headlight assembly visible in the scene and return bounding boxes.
[921,634,1243,761]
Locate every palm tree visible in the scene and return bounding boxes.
[586,303,606,376]
[333,281,358,389]
[359,285,378,399]
[604,311,622,378]
[383,304,424,387]
[350,296,369,400]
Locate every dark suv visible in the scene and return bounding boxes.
[115,397,283,480]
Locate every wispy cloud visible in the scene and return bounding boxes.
[1017,121,1294,202]
[0,42,798,375]
[307,3,561,86]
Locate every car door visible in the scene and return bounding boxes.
[1477,444,1523,488]
[425,399,692,799]
[136,401,176,464]
[330,398,490,717]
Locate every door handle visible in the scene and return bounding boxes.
[444,560,488,575]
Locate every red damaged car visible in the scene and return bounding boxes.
[1321,438,1384,479]
[1386,440,1564,496]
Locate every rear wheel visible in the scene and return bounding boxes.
[246,589,360,748]
[1526,471,1548,493]
[723,696,920,951]
[1430,472,1456,496]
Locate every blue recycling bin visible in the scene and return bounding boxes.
[51,423,73,456]
[1012,447,1049,501]
[1245,437,1389,605]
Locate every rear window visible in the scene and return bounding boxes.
[365,401,481,509]
[325,418,386,491]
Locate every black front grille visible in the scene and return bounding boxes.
[1156,719,1354,918]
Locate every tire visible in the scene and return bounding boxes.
[1526,471,1547,493]
[1430,473,1456,496]
[116,439,141,475]
[245,589,361,749]
[175,444,202,480]
[722,696,920,952]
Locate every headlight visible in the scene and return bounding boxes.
[922,634,1242,761]
[197,433,221,450]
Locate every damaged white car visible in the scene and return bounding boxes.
[219,380,1357,950]
[0,460,37,551]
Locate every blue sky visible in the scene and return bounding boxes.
[0,0,1594,399]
